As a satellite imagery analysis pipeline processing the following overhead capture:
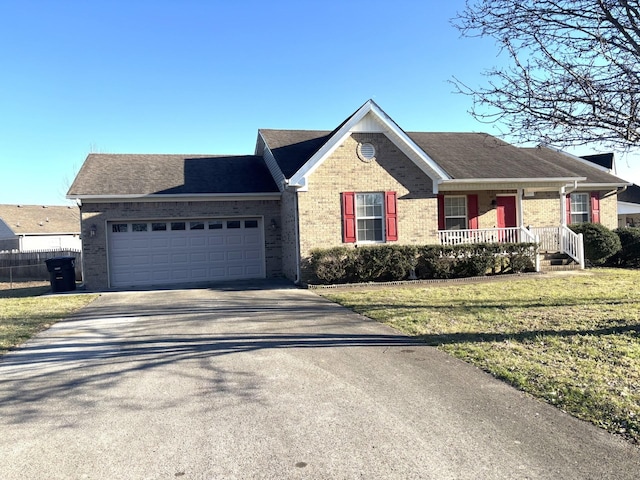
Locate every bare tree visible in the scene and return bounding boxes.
[452,0,640,150]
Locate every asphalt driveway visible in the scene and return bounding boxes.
[0,281,638,479]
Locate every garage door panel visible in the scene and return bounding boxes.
[208,236,224,246]
[151,238,170,248]
[152,254,170,264]
[190,252,207,263]
[131,254,151,265]
[190,237,206,247]
[227,265,245,276]
[245,265,262,275]
[244,234,260,245]
[227,251,244,261]
[171,237,188,248]
[171,253,189,264]
[108,218,265,287]
[226,235,243,245]
[245,250,261,260]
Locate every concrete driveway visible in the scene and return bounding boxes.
[0,282,638,479]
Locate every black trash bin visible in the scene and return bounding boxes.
[45,256,76,293]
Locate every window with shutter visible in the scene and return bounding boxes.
[341,191,398,243]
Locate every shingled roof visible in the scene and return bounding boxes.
[0,204,79,235]
[409,133,580,179]
[68,154,279,197]
[259,129,628,184]
[521,147,627,185]
[259,130,332,178]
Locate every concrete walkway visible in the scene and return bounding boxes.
[0,282,638,479]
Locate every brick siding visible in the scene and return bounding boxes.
[296,133,438,281]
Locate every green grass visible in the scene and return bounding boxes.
[0,286,98,355]
[319,269,640,444]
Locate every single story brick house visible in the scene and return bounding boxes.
[0,204,81,252]
[67,100,629,290]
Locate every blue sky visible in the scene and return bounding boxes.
[2,0,639,206]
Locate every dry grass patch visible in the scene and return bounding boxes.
[319,269,640,444]
[0,287,97,355]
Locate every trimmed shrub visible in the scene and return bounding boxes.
[504,243,537,273]
[309,247,356,284]
[454,245,497,277]
[415,245,455,279]
[610,227,640,268]
[569,223,621,266]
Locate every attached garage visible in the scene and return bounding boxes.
[107,217,265,287]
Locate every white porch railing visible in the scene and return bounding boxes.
[529,226,585,268]
[438,226,585,270]
[560,226,585,268]
[438,227,537,245]
[529,227,560,252]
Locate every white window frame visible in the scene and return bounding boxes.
[444,195,468,230]
[355,192,385,242]
[570,192,590,224]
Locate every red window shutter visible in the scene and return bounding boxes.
[591,192,600,223]
[385,191,398,241]
[467,194,479,230]
[566,195,572,225]
[437,194,445,230]
[342,192,356,243]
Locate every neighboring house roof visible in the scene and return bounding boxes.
[0,204,79,236]
[618,183,640,204]
[68,154,280,198]
[521,147,628,186]
[580,153,615,171]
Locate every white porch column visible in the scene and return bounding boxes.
[560,187,568,227]
[517,188,524,227]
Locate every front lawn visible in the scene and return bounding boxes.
[319,269,640,444]
[0,285,97,355]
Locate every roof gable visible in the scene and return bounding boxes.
[262,100,451,191]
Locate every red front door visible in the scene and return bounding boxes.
[497,196,517,228]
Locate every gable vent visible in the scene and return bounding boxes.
[357,142,376,162]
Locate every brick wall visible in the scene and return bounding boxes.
[80,199,282,290]
[599,193,618,229]
[297,133,438,281]
[522,191,561,227]
[280,190,299,281]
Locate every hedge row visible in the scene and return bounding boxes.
[309,243,537,284]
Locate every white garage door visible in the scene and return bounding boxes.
[107,218,265,287]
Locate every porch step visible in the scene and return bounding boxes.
[539,253,580,271]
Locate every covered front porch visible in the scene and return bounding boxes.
[437,225,585,270]
[434,180,598,271]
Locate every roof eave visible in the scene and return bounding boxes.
[437,177,592,192]
[66,192,282,202]
[576,182,631,189]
